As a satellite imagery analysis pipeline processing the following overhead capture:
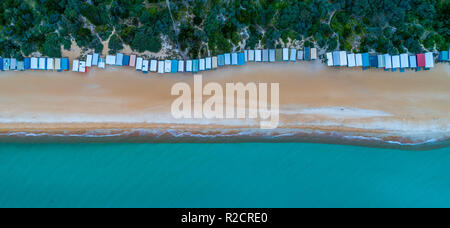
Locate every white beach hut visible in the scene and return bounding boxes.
[347,53,356,67]
[384,54,392,69]
[244,50,248,62]
[400,53,409,68]
[158,61,165,74]
[142,60,149,73]
[248,50,255,61]
[225,54,231,65]
[377,55,385,68]
[47,58,54,70]
[186,60,192,72]
[39,58,46,70]
[311,48,317,60]
[199,59,206,71]
[178,60,184,72]
[31,57,38,70]
[10,58,17,71]
[72,60,79,72]
[55,58,61,71]
[136,57,143,71]
[297,51,304,60]
[355,54,363,67]
[231,53,238,65]
[339,51,347,66]
[326,52,333,66]
[255,50,262,62]
[392,55,400,69]
[92,53,99,66]
[106,55,116,65]
[282,48,289,61]
[164,60,172,73]
[269,50,276,62]
[116,53,123,66]
[79,61,86,73]
[86,54,93,67]
[409,55,417,68]
[425,52,434,68]
[290,49,297,61]
[98,58,106,69]
[150,60,157,72]
[206,57,212,70]
[212,57,218,69]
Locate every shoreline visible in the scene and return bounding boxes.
[0,62,448,148]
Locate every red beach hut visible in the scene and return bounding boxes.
[416,53,425,67]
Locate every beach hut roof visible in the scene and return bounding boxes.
[310,48,317,60]
[392,55,400,68]
[326,52,333,66]
[282,48,289,61]
[231,53,238,65]
[24,58,31,70]
[347,53,356,67]
[150,60,157,72]
[206,57,212,69]
[263,49,269,62]
[362,53,370,67]
[165,60,172,72]
[171,60,178,73]
[212,56,218,69]
[339,51,347,66]
[255,50,262,62]
[332,51,340,66]
[92,53,99,66]
[158,60,165,74]
[218,55,225,66]
[369,55,378,68]
[193,59,199,73]
[98,58,106,69]
[224,53,231,65]
[47,58,54,70]
[186,60,193,72]
[409,55,417,68]
[178,60,185,72]
[116,53,123,66]
[377,55,385,68]
[142,60,149,72]
[238,53,245,65]
[136,57,143,70]
[79,61,86,73]
[276,49,283,61]
[72,60,79,72]
[355,54,363,66]
[269,49,276,62]
[122,55,130,66]
[106,55,116,65]
[297,50,303,60]
[304,47,311,61]
[425,52,434,68]
[439,51,449,61]
[400,54,409,68]
[384,54,392,69]
[248,50,255,61]
[39,58,46,70]
[61,58,69,71]
[17,61,24,71]
[199,58,206,71]
[244,50,248,62]
[416,53,425,67]
[290,49,297,61]
[129,55,136,67]
[86,54,92,67]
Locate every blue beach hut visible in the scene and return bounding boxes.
[171,60,178,73]
[369,55,378,68]
[362,53,370,69]
[332,51,340,66]
[238,53,245,65]
[24,58,31,70]
[0,58,3,71]
[269,49,276,62]
[61,58,69,71]
[3,58,10,71]
[122,55,130,66]
[218,55,225,66]
[439,51,449,62]
[409,55,417,70]
[193,59,199,73]
[304,47,311,61]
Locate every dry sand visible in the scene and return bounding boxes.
[0,62,448,145]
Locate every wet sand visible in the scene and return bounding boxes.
[0,62,449,146]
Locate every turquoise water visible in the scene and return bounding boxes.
[0,143,449,208]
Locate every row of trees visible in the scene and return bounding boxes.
[0,0,448,59]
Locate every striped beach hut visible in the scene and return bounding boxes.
[362,53,370,69]
[192,59,199,73]
[106,55,116,65]
[392,55,400,71]
[98,58,106,69]
[150,60,157,72]
[92,53,99,66]
[24,58,31,70]
[304,47,311,61]
[231,53,238,65]
[369,55,378,68]
[116,53,123,66]
[164,60,172,73]
[178,60,185,72]
[275,49,283,61]
[384,54,392,70]
[72,60,79,72]
[199,58,206,71]
[224,54,231,65]
[136,57,143,71]
[269,49,276,62]
[377,55,385,68]
[61,58,69,71]
[55,58,61,71]
[409,55,417,69]
[142,60,149,73]
[10,58,17,71]
[347,53,356,67]
[332,51,340,66]
[186,60,192,72]
[129,55,136,67]
[122,55,130,66]
[86,54,93,67]
[326,52,333,66]
[339,51,347,66]
[206,57,212,70]
[290,49,297,61]
[171,60,178,73]
[79,61,86,73]
[158,61,165,74]
[263,49,269,62]
[218,55,225,66]
[255,50,262,62]
[425,52,434,69]
[355,54,363,67]
[282,48,289,61]
[212,57,218,69]
[416,53,425,70]
[47,58,54,71]
[238,53,245,65]
[248,50,255,61]
[311,48,317,60]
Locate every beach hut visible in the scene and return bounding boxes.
[186,60,192,72]
[136,57,143,71]
[332,51,340,66]
[439,51,449,62]
[347,53,356,67]
[355,54,363,67]
[106,55,116,65]
[178,60,184,72]
[92,53,99,66]
[311,48,317,60]
[238,53,245,65]
[2,58,10,71]
[326,53,333,66]
[24,58,31,70]
[269,49,276,62]
[244,50,248,62]
[98,58,106,69]
[55,58,61,71]
[275,49,283,61]
[296,50,303,61]
[409,55,417,69]
[392,55,400,71]
[47,58,54,71]
[86,54,93,67]
[263,49,269,62]
[377,55,385,68]
[290,49,297,62]
[122,55,130,66]
[31,58,39,70]
[199,59,206,71]
[0,58,2,71]
[17,61,24,71]
[150,60,157,72]
[193,59,199,73]
[339,51,347,66]
[400,53,409,70]
[304,47,311,61]
[218,55,225,66]
[38,58,46,70]
[248,50,255,61]
[416,53,425,70]
[206,57,212,70]
[165,60,172,73]
[142,60,149,73]
[158,61,165,74]
[129,55,136,67]
[362,53,370,68]
[171,60,178,73]
[425,52,434,68]
[212,57,218,69]
[282,48,289,61]
[62,58,69,71]
[231,53,238,65]
[72,60,79,72]
[115,53,123,66]
[369,55,378,68]
[10,58,17,71]
[224,54,231,65]
[384,54,392,70]
[79,61,86,73]
[255,50,262,62]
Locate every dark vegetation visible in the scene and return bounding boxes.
[0,0,448,59]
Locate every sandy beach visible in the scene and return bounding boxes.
[0,62,449,147]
